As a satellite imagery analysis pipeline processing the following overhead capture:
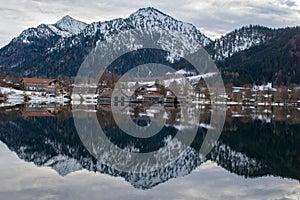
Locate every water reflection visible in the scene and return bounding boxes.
[0,103,299,192]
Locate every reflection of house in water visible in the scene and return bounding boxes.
[96,103,186,127]
[98,89,112,105]
[22,78,65,93]
[226,105,300,124]
[22,104,64,117]
[22,110,55,117]
[95,103,214,133]
[0,93,6,101]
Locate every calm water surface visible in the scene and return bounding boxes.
[0,103,299,200]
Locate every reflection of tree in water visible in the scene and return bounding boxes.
[0,106,299,189]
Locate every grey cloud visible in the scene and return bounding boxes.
[248,4,291,15]
[280,0,296,7]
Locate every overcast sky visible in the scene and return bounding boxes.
[0,0,299,47]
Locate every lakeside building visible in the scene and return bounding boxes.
[21,78,65,93]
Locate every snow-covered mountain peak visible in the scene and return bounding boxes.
[13,15,87,45]
[55,15,73,23]
[128,7,211,47]
[129,7,190,29]
[54,15,87,35]
[129,7,169,20]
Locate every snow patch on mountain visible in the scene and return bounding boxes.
[126,146,203,189]
[48,7,211,54]
[212,25,274,60]
[210,143,265,176]
[14,15,87,45]
[44,155,83,176]
[54,15,87,35]
[129,7,211,47]
[15,24,58,44]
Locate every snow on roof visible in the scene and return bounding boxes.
[252,82,276,91]
[232,86,251,90]
[147,87,160,91]
[175,69,187,75]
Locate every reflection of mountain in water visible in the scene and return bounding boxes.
[0,105,299,189]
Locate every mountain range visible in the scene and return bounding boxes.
[0,7,299,86]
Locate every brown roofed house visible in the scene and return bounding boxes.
[22,78,63,93]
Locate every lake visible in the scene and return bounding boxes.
[0,103,299,199]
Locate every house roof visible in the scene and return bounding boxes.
[22,78,56,84]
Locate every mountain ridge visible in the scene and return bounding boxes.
[0,7,299,86]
